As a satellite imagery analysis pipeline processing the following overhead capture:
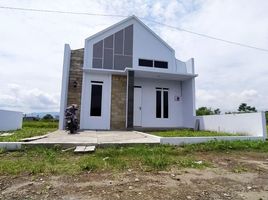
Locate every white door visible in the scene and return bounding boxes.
[134,87,142,126]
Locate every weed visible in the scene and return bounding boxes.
[233,165,248,173]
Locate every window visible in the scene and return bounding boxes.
[90,82,103,116]
[156,88,169,118]
[139,59,153,67]
[154,61,168,69]
[163,90,169,118]
[138,59,168,69]
[156,90,162,118]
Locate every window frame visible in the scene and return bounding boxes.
[154,60,168,69]
[90,81,103,117]
[138,58,168,69]
[155,88,169,119]
[138,59,153,67]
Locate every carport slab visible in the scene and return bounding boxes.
[25,130,161,147]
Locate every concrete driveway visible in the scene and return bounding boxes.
[27,130,160,146]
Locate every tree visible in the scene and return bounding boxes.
[196,107,214,116]
[238,103,257,113]
[214,108,221,115]
[43,114,54,120]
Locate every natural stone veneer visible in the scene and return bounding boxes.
[66,48,84,123]
[111,75,127,130]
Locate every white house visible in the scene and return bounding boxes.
[59,15,198,130]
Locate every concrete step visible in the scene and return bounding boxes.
[74,145,96,153]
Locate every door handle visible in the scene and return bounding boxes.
[139,106,142,110]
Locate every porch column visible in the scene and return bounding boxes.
[127,70,134,129]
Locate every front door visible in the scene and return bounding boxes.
[134,86,142,126]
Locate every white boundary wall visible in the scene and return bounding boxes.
[161,112,267,145]
[197,112,267,137]
[0,110,23,131]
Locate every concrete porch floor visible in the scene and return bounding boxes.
[26,130,161,146]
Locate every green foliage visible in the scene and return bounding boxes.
[0,121,58,142]
[42,114,54,120]
[238,103,257,113]
[183,140,268,152]
[265,111,268,124]
[150,129,241,137]
[0,140,267,175]
[196,107,221,116]
[214,108,221,114]
[233,165,248,173]
[23,121,58,128]
[196,107,214,116]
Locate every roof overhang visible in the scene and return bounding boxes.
[83,68,197,81]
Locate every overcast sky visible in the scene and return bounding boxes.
[0,0,268,113]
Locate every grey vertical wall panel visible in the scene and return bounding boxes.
[104,35,113,48]
[92,58,102,68]
[103,48,113,69]
[114,55,132,70]
[124,25,133,56]
[93,40,103,58]
[114,30,123,54]
[92,24,133,70]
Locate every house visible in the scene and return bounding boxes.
[59,15,197,130]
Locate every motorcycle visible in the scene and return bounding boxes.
[65,104,79,134]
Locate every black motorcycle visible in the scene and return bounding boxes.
[65,104,79,134]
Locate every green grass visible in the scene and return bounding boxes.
[0,120,58,142]
[0,140,267,175]
[149,129,243,137]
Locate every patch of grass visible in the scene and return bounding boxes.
[149,129,243,137]
[183,140,268,153]
[0,140,267,175]
[232,165,248,173]
[22,120,58,129]
[0,121,58,142]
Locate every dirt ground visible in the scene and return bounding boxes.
[1,152,268,200]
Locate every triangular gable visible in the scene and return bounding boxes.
[85,15,175,53]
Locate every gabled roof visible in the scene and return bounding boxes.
[85,15,175,52]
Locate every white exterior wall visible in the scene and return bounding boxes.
[80,16,197,130]
[197,112,267,137]
[134,78,183,127]
[132,21,176,72]
[80,72,111,130]
[182,78,196,128]
[84,17,177,72]
[0,110,23,131]
[59,44,71,130]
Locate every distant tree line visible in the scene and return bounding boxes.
[196,103,258,116]
[23,114,59,122]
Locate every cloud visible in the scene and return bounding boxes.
[196,89,266,112]
[0,84,59,113]
[0,0,267,113]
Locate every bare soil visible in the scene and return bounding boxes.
[1,152,268,200]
